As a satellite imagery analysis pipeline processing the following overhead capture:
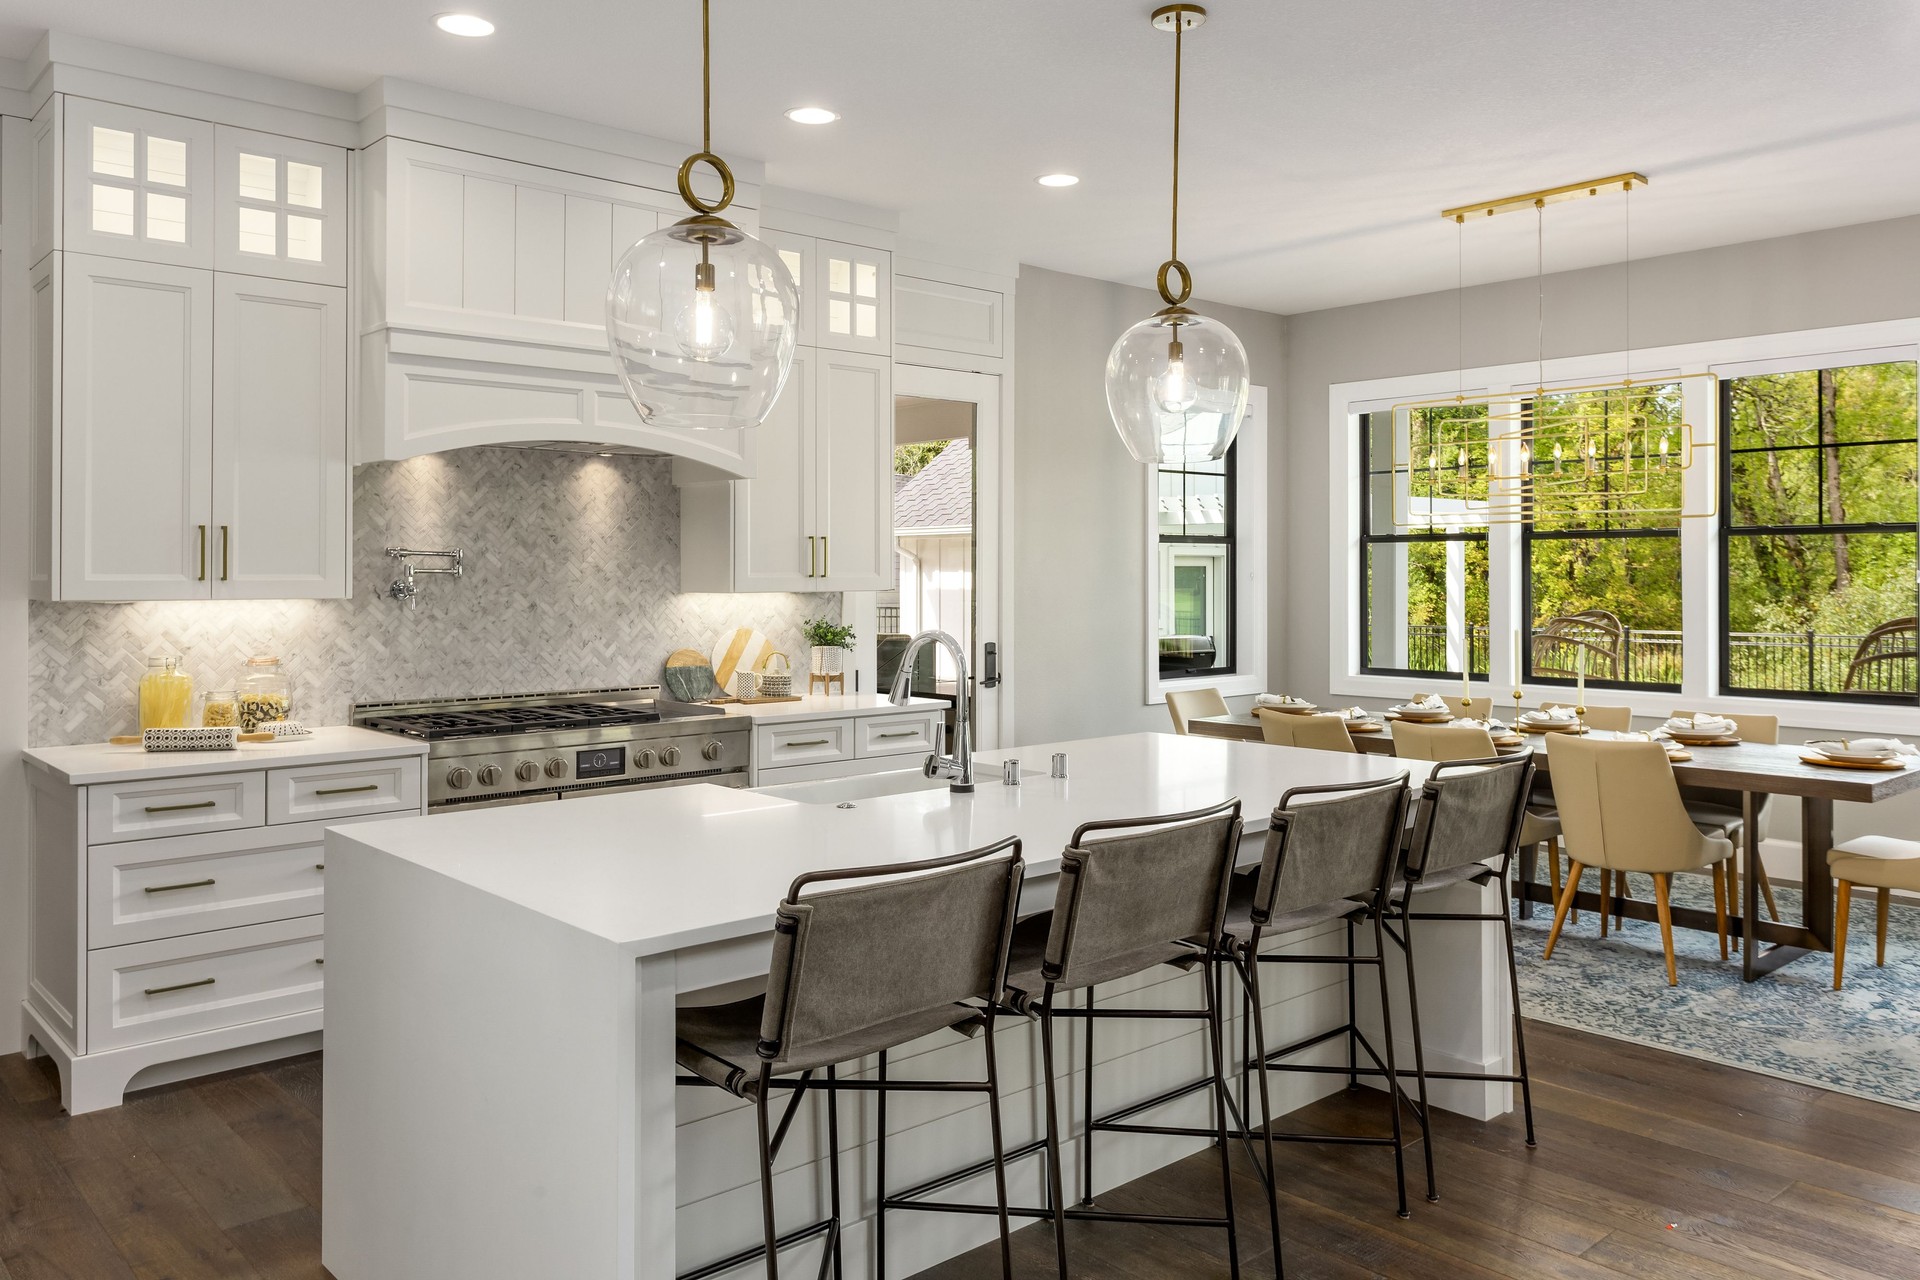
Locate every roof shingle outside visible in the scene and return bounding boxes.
[893,438,973,533]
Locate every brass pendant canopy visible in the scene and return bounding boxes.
[1106,3,1250,466]
[606,0,799,431]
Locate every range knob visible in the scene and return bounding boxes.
[477,764,503,787]
[702,740,723,762]
[660,746,681,767]
[634,748,656,769]
[544,757,569,779]
[446,766,473,790]
[515,760,540,783]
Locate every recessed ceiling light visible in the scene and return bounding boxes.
[1037,173,1080,188]
[785,106,840,125]
[434,13,495,37]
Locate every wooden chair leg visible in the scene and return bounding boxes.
[1877,887,1890,967]
[1755,859,1781,923]
[1599,869,1611,938]
[1834,880,1852,990]
[1653,873,1678,987]
[1720,859,1735,959]
[1542,861,1586,961]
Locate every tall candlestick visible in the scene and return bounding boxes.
[1462,663,1471,709]
[1575,647,1586,709]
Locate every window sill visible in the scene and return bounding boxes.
[1149,670,1268,706]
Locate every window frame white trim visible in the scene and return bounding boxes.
[1328,321,1920,734]
[1147,385,1268,705]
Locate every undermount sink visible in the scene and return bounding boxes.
[755,769,956,805]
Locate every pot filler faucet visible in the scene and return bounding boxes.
[889,629,973,793]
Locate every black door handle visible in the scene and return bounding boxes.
[981,642,1000,689]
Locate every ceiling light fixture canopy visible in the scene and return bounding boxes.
[1105,3,1249,467]
[607,0,799,431]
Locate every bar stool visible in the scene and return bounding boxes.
[981,799,1248,1278]
[673,837,1025,1280]
[1390,721,1566,914]
[1383,753,1539,1204]
[1224,776,1417,1225]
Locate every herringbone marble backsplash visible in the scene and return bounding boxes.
[29,449,840,745]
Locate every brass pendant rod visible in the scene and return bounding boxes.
[1170,17,1181,266]
[1442,172,1647,222]
[701,0,712,154]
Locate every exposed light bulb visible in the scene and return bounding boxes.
[1519,440,1532,468]
[1154,338,1198,413]
[673,263,736,361]
[1552,441,1564,475]
[1658,433,1672,465]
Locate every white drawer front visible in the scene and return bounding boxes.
[87,815,379,948]
[754,719,854,769]
[88,772,266,845]
[269,757,422,824]
[855,712,943,759]
[86,916,324,1052]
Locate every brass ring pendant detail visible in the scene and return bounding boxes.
[676,151,737,215]
[1156,259,1193,307]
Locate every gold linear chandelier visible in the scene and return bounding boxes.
[1384,170,1719,529]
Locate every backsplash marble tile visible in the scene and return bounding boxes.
[28,449,840,745]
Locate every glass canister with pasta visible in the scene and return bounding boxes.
[238,655,293,731]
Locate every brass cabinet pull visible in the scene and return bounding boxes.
[220,525,230,581]
[786,738,832,748]
[875,730,917,739]
[197,525,207,581]
[822,536,829,577]
[143,878,215,894]
[144,799,217,814]
[315,783,379,796]
[314,863,325,871]
[144,976,215,997]
[314,957,325,966]
[807,535,817,578]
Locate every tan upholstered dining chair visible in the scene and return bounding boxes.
[1390,721,1566,907]
[1166,687,1230,736]
[1670,709,1781,924]
[1828,836,1920,990]
[1542,735,1733,985]
[1255,709,1356,752]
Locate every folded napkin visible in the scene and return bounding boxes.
[1396,694,1450,712]
[1459,718,1510,733]
[1828,737,1919,757]
[1254,693,1313,709]
[1339,706,1372,721]
[1521,708,1577,725]
[1664,714,1736,735]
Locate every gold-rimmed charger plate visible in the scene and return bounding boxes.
[1386,711,1454,723]
[1347,722,1385,733]
[1517,722,1586,734]
[1800,753,1910,771]
[1668,733,1741,746]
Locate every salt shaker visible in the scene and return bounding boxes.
[1050,752,1068,779]
[1002,759,1022,786]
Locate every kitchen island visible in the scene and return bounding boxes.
[321,732,1515,1280]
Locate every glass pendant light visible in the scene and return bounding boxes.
[607,0,799,430]
[1105,4,1250,466]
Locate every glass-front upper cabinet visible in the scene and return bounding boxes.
[215,126,348,286]
[63,98,216,268]
[816,239,890,356]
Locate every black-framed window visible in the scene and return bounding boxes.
[1359,407,1489,678]
[1721,361,1918,702]
[1522,383,1685,691]
[1156,444,1237,678]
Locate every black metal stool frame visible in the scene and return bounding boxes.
[673,838,1025,1280]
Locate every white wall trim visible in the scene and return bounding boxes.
[1147,386,1269,705]
[1326,319,1920,733]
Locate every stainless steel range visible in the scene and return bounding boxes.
[352,687,749,810]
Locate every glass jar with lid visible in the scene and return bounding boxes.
[238,655,293,731]
[138,656,194,730]
[200,689,238,729]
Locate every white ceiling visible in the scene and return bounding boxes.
[9,0,1920,315]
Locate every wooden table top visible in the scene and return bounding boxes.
[1185,713,1920,803]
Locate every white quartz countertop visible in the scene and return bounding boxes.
[24,726,427,785]
[717,694,947,720]
[329,732,1432,956]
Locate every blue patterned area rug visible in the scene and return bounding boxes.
[1510,874,1920,1111]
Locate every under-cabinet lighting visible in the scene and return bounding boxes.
[434,13,495,37]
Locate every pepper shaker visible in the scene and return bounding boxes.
[1050,752,1069,779]
[1002,759,1022,786]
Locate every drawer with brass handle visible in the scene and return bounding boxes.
[753,719,854,768]
[268,757,422,824]
[856,712,942,760]
[88,916,324,1051]
[143,878,216,895]
[89,772,265,844]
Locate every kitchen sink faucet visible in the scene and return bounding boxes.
[889,630,973,793]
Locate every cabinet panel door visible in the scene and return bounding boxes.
[213,126,348,286]
[29,256,58,596]
[732,347,818,590]
[211,276,348,599]
[63,98,215,269]
[761,229,813,348]
[815,349,892,590]
[61,255,213,600]
[814,239,889,356]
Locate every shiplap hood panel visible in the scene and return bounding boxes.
[355,136,755,474]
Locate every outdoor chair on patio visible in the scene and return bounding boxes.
[1844,618,1918,693]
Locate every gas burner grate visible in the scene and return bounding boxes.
[361,701,662,740]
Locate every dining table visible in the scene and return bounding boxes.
[1186,709,1920,981]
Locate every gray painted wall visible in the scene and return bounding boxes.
[1280,213,1920,844]
[1012,265,1287,745]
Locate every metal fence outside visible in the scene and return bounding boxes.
[1387,625,1914,695]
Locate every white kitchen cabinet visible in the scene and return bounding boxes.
[211,274,349,599]
[37,255,348,601]
[679,346,892,592]
[57,253,214,601]
[744,704,947,787]
[214,125,348,286]
[760,228,814,347]
[816,239,890,355]
[61,97,216,268]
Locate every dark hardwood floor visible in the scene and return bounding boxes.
[2,1022,1918,1279]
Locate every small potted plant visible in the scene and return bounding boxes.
[802,618,856,677]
